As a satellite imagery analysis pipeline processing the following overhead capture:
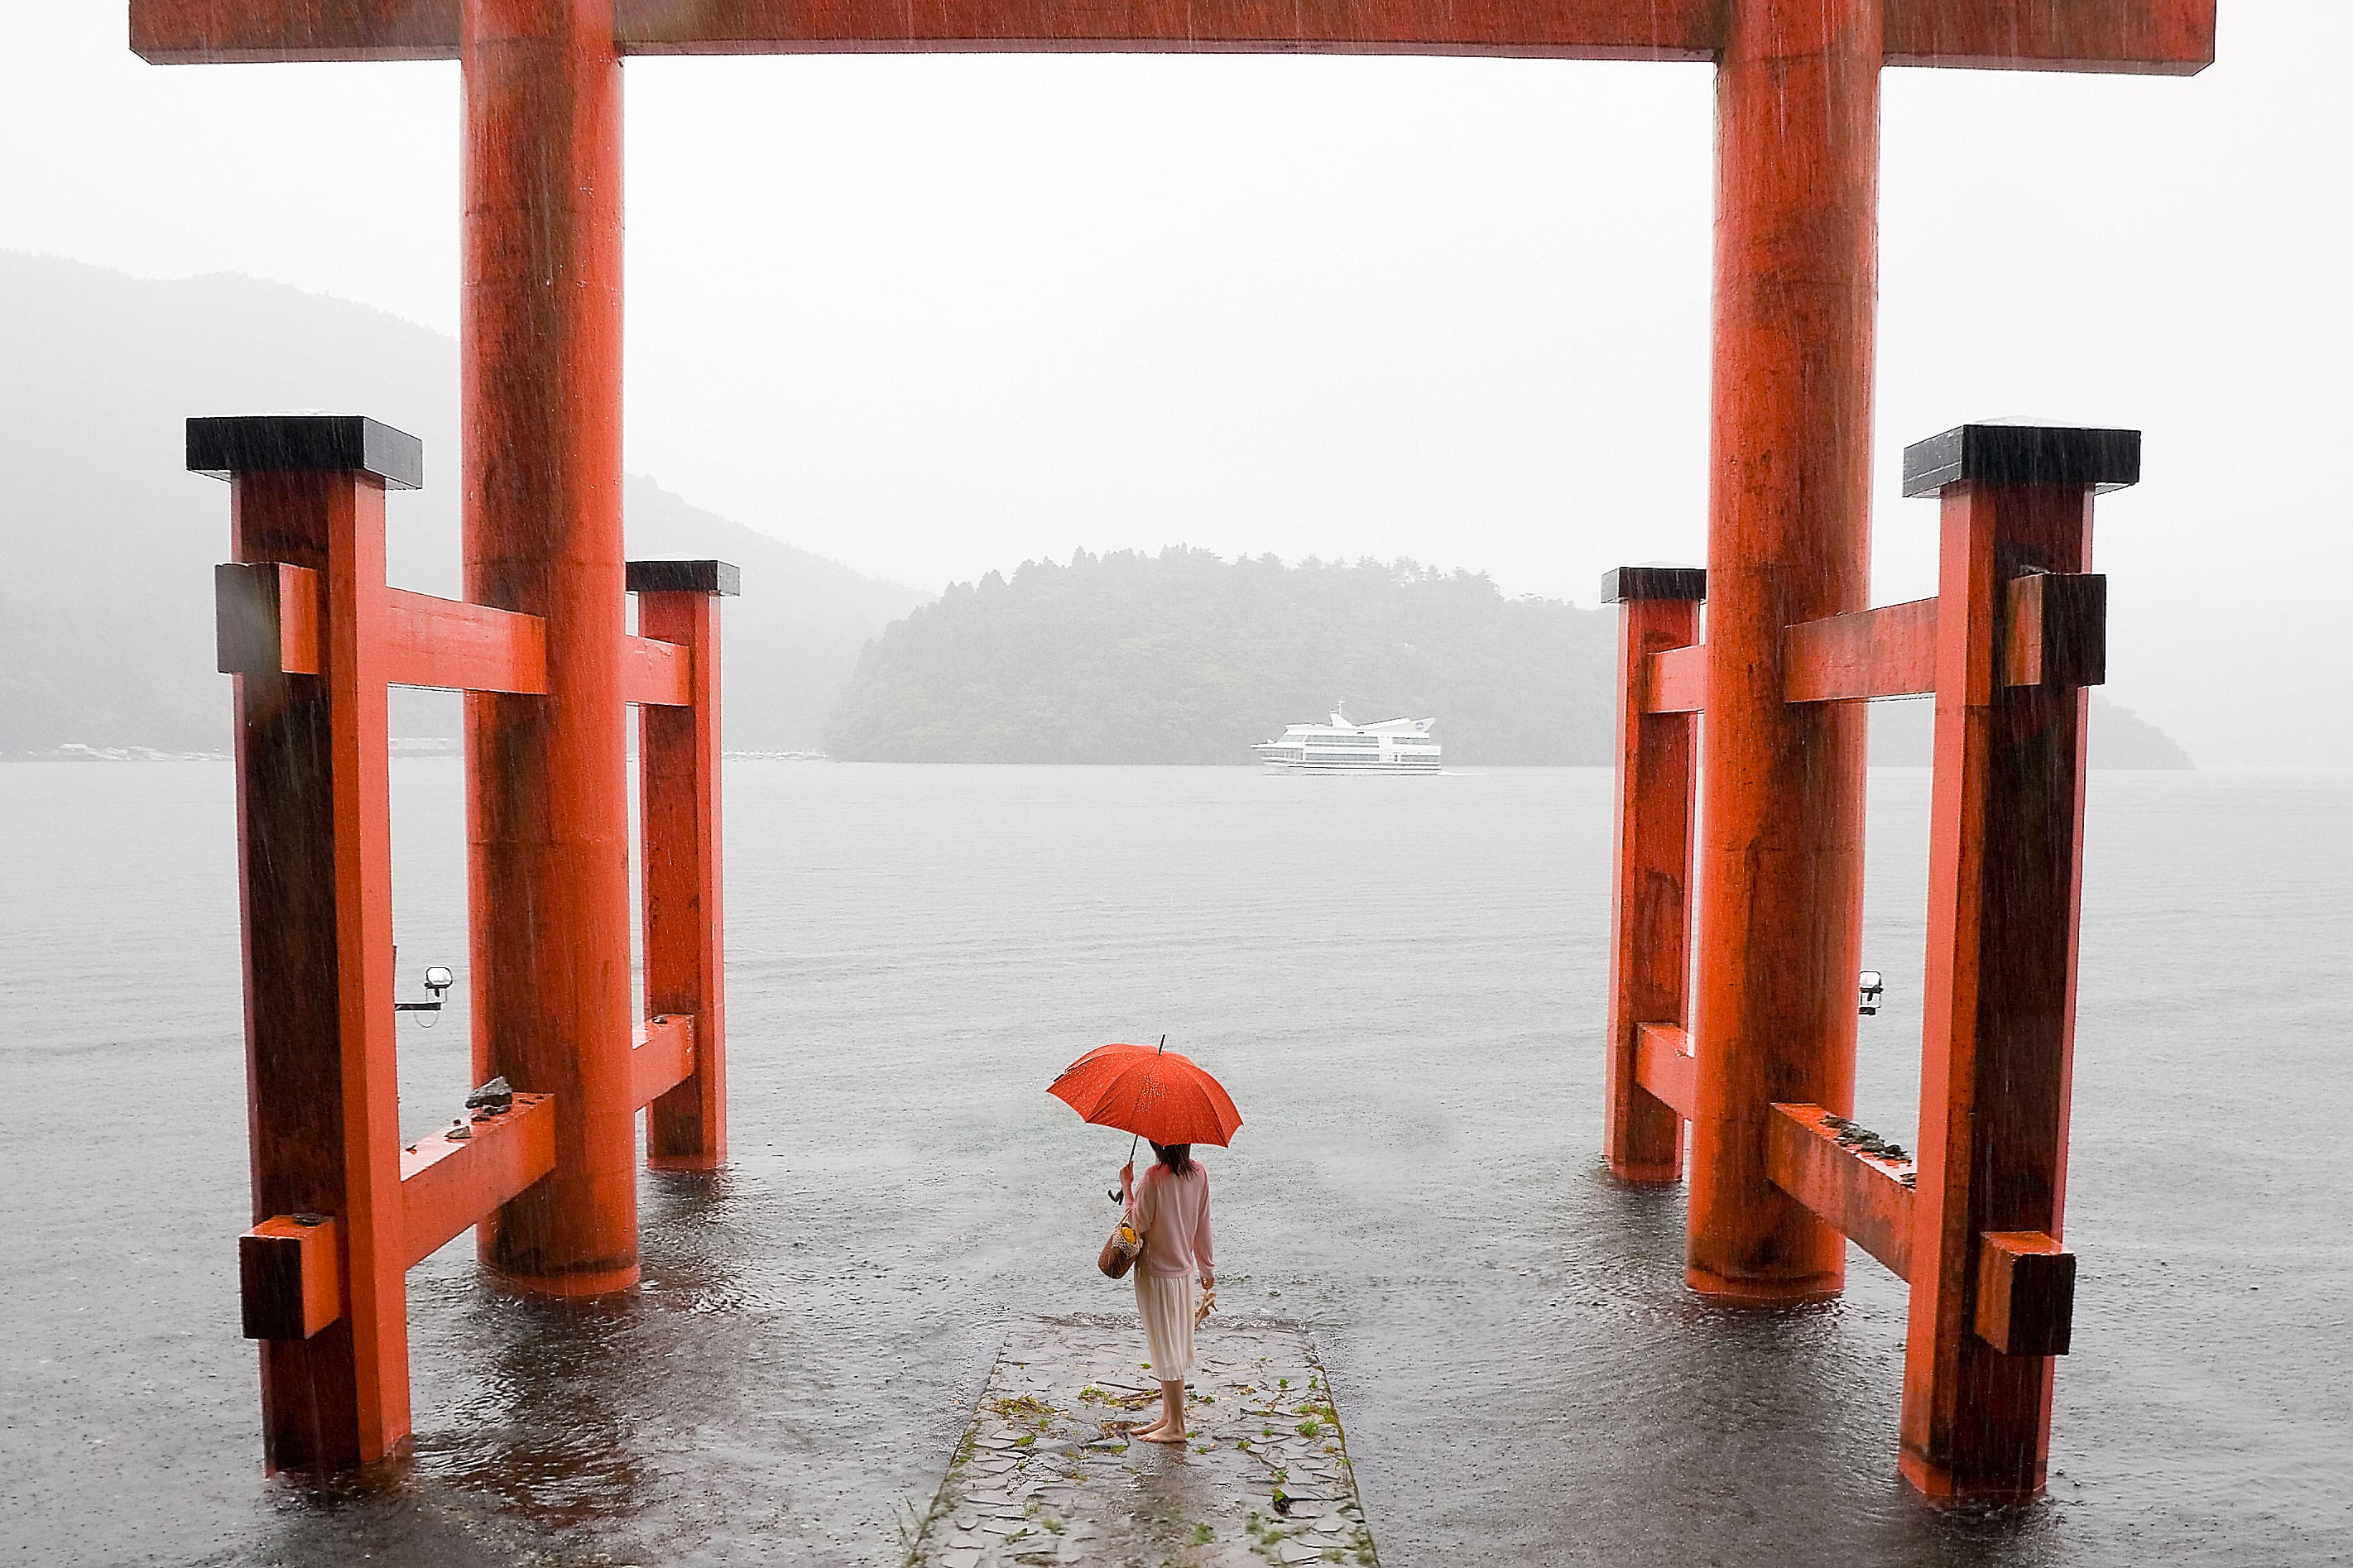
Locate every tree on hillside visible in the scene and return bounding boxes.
[822,548,1616,764]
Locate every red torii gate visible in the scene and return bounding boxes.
[133,0,2215,1497]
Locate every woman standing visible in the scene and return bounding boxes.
[1120,1140,1214,1445]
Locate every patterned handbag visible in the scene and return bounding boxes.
[1097,1218,1144,1280]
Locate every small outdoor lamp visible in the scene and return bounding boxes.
[1859,971,1885,1017]
[396,965,455,1024]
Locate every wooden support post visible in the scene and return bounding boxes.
[463,0,640,1299]
[1601,565,1703,1182]
[194,414,421,1472]
[1685,0,1878,1305]
[630,560,736,1170]
[1898,422,2135,1500]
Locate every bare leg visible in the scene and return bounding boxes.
[1138,1379,1188,1443]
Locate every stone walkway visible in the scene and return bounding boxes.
[905,1316,1378,1568]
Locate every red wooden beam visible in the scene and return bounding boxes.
[216,563,321,677]
[1975,1231,2075,1356]
[214,568,548,694]
[631,1015,696,1109]
[386,589,547,694]
[399,1092,557,1268]
[1765,1104,1916,1280]
[1633,1023,1696,1123]
[2003,572,2106,688]
[1784,597,1938,703]
[612,0,1718,58]
[132,0,459,63]
[1783,574,2108,703]
[132,0,2215,70]
[239,1214,343,1341]
[1643,643,1707,715]
[620,633,690,708]
[1884,0,2215,74]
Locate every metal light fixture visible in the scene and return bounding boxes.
[1859,971,1885,1017]
[396,964,455,1025]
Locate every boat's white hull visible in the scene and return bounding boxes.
[1260,760,1440,774]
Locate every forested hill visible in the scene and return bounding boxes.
[823,549,1616,765]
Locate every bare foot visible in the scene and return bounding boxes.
[1136,1427,1189,1445]
[1127,1418,1165,1440]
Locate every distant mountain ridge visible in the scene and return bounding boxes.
[2,252,2192,770]
[0,252,919,752]
[825,545,2193,768]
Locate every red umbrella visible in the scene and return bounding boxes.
[1048,1038,1243,1148]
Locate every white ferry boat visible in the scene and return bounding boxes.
[1254,710,1441,773]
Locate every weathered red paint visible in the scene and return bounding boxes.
[1764,1103,1916,1281]
[620,631,691,708]
[636,584,728,1170]
[1972,1232,2076,1359]
[461,0,641,1301]
[1683,0,1880,1307]
[400,1092,559,1267]
[1900,475,2099,1501]
[131,0,2216,70]
[2000,572,2107,689]
[1631,1023,1696,1125]
[215,561,322,676]
[224,466,409,1472]
[630,1014,697,1110]
[385,589,548,693]
[1784,598,1939,703]
[239,1215,344,1343]
[1642,642,1707,717]
[1603,591,1698,1182]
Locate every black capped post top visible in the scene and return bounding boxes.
[1601,565,1707,604]
[1901,423,2140,499]
[626,559,742,597]
[187,415,423,491]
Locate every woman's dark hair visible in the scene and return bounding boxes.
[1149,1140,1195,1177]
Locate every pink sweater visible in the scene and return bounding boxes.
[1126,1162,1213,1279]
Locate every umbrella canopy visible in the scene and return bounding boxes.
[1047,1042,1243,1148]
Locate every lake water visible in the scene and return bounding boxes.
[3,761,2347,1566]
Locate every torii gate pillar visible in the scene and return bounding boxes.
[1686,0,1879,1302]
[461,0,638,1296]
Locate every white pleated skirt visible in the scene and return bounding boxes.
[1132,1268,1197,1382]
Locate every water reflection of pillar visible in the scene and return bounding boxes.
[463,0,638,1297]
[1685,0,1878,1304]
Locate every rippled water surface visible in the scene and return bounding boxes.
[4,762,2347,1566]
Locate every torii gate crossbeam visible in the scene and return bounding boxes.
[132,0,2213,1498]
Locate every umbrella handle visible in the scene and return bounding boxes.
[1109,1129,1140,1203]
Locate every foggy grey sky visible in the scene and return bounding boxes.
[3,5,2347,765]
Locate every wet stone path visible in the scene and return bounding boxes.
[905,1316,1379,1568]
